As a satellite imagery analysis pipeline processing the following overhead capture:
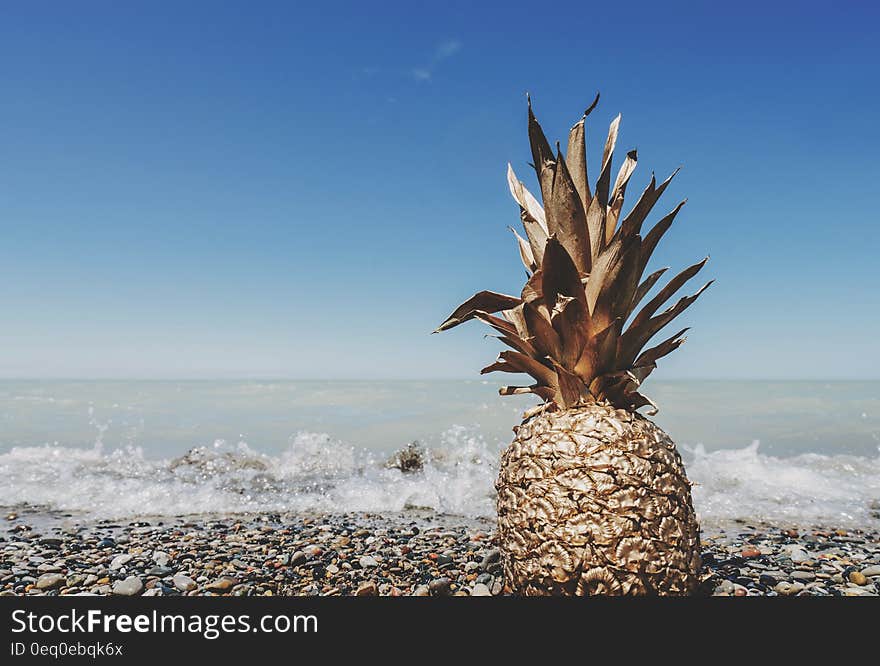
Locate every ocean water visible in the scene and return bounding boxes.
[0,380,878,528]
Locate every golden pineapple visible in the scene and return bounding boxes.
[437,94,710,595]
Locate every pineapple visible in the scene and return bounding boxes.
[436,94,710,595]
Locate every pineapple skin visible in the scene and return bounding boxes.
[496,402,701,596]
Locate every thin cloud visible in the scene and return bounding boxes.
[434,40,461,60]
[412,68,432,82]
[411,39,462,82]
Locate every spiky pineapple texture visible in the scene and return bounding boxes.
[437,94,711,415]
[496,402,701,595]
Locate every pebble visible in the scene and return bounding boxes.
[109,554,133,570]
[790,571,816,581]
[428,578,452,596]
[359,555,379,569]
[35,573,65,590]
[790,548,810,563]
[774,581,805,596]
[205,577,237,593]
[173,574,197,592]
[4,512,878,597]
[471,583,492,596]
[148,566,174,577]
[480,549,501,571]
[112,577,143,596]
[848,571,868,586]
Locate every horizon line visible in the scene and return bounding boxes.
[0,377,878,383]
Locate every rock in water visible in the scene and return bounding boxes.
[384,442,424,473]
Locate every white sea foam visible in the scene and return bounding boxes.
[1,428,878,528]
[0,428,499,520]
[684,440,880,527]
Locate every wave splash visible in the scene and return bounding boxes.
[1,430,878,528]
[0,427,499,519]
[685,440,880,527]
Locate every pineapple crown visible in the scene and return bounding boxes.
[436,94,711,415]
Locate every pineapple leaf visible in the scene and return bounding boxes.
[508,226,536,273]
[619,167,680,239]
[521,268,544,306]
[594,114,621,208]
[619,281,713,365]
[507,163,549,264]
[584,186,607,261]
[553,362,586,408]
[566,118,589,213]
[633,327,690,370]
[628,257,709,333]
[551,296,588,371]
[638,199,687,276]
[436,291,522,332]
[541,236,587,313]
[630,267,669,317]
[438,95,710,414]
[611,150,638,206]
[547,143,591,273]
[523,301,562,360]
[564,91,600,213]
[481,350,556,386]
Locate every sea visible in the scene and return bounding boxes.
[1,380,878,529]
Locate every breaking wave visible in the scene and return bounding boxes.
[0,428,498,519]
[1,430,878,528]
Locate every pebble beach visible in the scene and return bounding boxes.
[1,510,878,597]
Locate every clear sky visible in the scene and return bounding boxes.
[1,1,878,379]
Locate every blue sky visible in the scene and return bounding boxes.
[0,1,878,379]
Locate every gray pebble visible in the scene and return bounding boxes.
[359,555,379,568]
[112,576,143,596]
[35,573,65,590]
[109,554,132,570]
[173,574,197,592]
[790,571,816,581]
